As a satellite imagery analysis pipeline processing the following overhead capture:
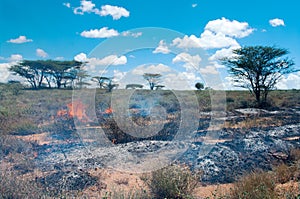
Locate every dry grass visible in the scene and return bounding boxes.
[229,170,277,199]
[142,164,202,199]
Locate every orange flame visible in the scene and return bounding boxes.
[57,100,89,122]
[105,107,113,114]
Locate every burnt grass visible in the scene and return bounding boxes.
[1,87,300,192]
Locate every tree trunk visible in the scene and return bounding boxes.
[150,83,154,90]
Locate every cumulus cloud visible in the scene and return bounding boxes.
[153,40,171,54]
[36,48,48,58]
[73,1,129,20]
[63,2,71,8]
[199,65,219,75]
[275,72,300,89]
[99,5,130,20]
[173,30,240,49]
[74,0,97,14]
[9,54,23,62]
[0,63,11,83]
[205,17,254,38]
[172,52,202,71]
[80,27,119,38]
[164,72,200,90]
[132,64,171,75]
[0,54,23,82]
[172,17,253,49]
[74,53,127,72]
[113,70,127,82]
[192,4,198,8]
[209,45,240,61]
[7,36,33,44]
[269,18,285,27]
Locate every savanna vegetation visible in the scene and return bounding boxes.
[1,45,299,198]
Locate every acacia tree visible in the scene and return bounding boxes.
[92,76,111,89]
[222,46,297,107]
[9,60,49,89]
[10,60,84,89]
[48,60,83,89]
[195,82,204,90]
[92,76,118,92]
[143,73,162,90]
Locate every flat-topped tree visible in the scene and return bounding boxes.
[9,60,49,89]
[92,76,117,92]
[48,60,83,89]
[155,85,165,90]
[125,84,144,89]
[221,46,297,107]
[143,73,162,90]
[92,76,111,89]
[10,60,84,89]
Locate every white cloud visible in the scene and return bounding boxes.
[36,48,48,58]
[172,17,253,49]
[153,40,170,54]
[205,17,254,38]
[0,63,12,83]
[7,36,33,44]
[0,55,24,82]
[121,31,143,38]
[199,65,219,75]
[172,52,202,71]
[72,1,129,20]
[269,18,285,27]
[113,70,127,82]
[74,53,127,72]
[132,64,171,75]
[209,45,240,61]
[192,4,198,8]
[80,27,119,38]
[164,72,200,90]
[74,0,97,15]
[74,53,87,62]
[9,54,23,62]
[173,30,240,49]
[63,2,71,8]
[276,72,300,89]
[99,5,130,20]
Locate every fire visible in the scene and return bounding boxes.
[57,100,90,122]
[104,107,113,114]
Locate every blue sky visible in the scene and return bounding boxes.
[0,0,299,89]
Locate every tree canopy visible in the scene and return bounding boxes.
[222,46,297,106]
[143,73,162,90]
[9,60,84,89]
[195,82,204,90]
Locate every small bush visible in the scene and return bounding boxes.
[289,148,300,163]
[105,188,150,199]
[142,164,201,199]
[273,164,296,184]
[230,170,277,199]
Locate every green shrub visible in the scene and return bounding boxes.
[142,164,201,199]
